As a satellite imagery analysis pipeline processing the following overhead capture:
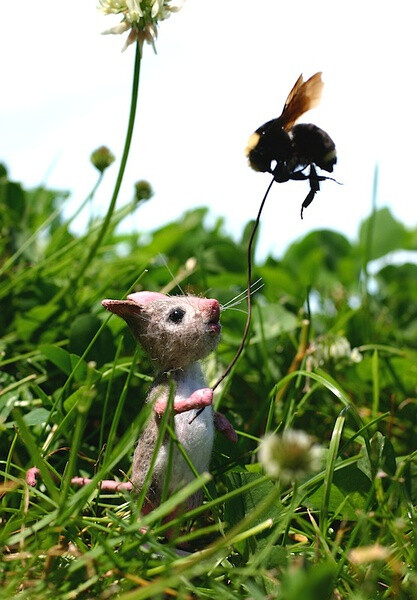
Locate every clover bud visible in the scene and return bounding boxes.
[134,180,153,203]
[90,146,116,173]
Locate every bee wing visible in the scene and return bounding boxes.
[278,72,324,131]
[282,74,304,112]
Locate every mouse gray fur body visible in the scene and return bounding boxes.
[134,364,214,508]
[102,291,230,510]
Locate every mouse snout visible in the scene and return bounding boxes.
[200,299,221,336]
[203,299,220,322]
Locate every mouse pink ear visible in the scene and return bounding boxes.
[127,291,166,306]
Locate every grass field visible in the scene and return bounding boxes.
[1,158,417,598]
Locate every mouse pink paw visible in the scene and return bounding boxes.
[174,388,213,412]
[189,388,213,408]
[156,388,213,415]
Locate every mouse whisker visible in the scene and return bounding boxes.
[158,253,185,296]
[221,307,249,315]
[222,279,264,311]
[222,278,263,308]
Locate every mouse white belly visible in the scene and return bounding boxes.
[153,364,215,495]
[154,406,214,493]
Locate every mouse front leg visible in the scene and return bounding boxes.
[214,411,238,443]
[154,388,213,416]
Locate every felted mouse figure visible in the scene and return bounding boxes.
[102,291,237,513]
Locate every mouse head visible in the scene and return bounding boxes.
[102,291,221,371]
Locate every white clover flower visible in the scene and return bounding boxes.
[99,0,184,51]
[329,337,351,360]
[349,347,363,363]
[308,334,362,369]
[259,430,323,485]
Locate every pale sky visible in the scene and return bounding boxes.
[1,0,416,258]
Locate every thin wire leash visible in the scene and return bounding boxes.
[189,175,275,424]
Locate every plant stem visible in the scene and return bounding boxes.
[54,41,142,304]
[274,318,310,406]
[361,164,378,339]
[66,172,104,230]
[0,205,62,277]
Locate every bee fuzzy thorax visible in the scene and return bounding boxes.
[245,132,260,158]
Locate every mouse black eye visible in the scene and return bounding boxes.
[168,308,185,324]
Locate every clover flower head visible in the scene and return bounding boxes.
[90,146,116,173]
[259,429,323,485]
[134,179,153,203]
[309,334,362,369]
[99,0,184,51]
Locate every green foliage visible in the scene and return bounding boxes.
[1,166,417,599]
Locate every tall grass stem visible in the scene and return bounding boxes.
[53,42,142,303]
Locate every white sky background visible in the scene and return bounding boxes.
[1,0,416,259]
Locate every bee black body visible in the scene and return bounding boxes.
[245,73,338,217]
[291,123,336,173]
[247,120,336,180]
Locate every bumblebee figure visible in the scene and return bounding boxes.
[245,72,337,218]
